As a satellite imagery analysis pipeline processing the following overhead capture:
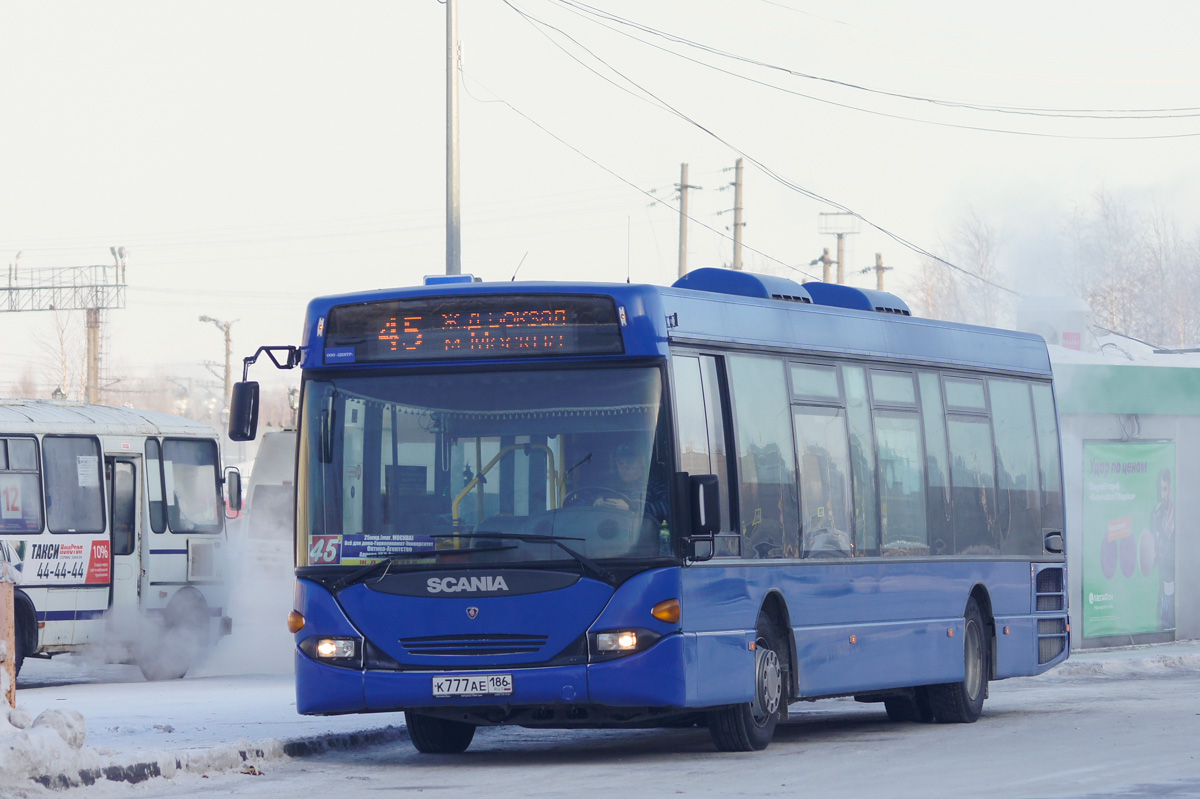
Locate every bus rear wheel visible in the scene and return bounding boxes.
[708,612,784,752]
[928,597,988,723]
[406,712,476,754]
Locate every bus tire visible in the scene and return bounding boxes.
[884,688,934,723]
[708,612,784,752]
[405,711,476,754]
[138,589,210,682]
[928,597,988,723]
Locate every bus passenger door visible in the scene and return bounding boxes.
[106,457,140,610]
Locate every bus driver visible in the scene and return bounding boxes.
[591,442,669,525]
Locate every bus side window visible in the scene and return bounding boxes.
[0,437,43,534]
[989,378,1041,556]
[918,372,951,555]
[792,405,852,559]
[842,366,879,557]
[1031,384,1064,531]
[870,370,927,557]
[43,436,105,534]
[728,355,798,560]
[145,439,166,533]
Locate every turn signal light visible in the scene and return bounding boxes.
[287,610,306,634]
[651,598,681,624]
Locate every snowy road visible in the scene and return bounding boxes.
[39,661,1200,799]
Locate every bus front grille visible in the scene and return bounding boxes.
[399,633,549,657]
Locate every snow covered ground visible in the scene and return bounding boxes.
[4,633,1200,794]
[0,536,402,791]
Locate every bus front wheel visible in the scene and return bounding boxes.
[708,612,784,752]
[928,597,988,723]
[406,712,476,754]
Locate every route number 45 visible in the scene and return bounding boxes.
[309,536,341,564]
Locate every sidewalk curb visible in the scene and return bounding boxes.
[1046,647,1200,678]
[32,724,409,789]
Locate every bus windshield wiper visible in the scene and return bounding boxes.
[429,532,612,583]
[332,544,520,591]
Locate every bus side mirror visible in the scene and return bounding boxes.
[229,381,260,441]
[224,466,243,514]
[685,474,719,561]
[689,474,720,536]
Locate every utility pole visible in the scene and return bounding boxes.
[818,213,860,284]
[732,158,744,270]
[676,163,702,278]
[809,247,834,282]
[445,0,462,275]
[198,315,235,411]
[861,252,893,291]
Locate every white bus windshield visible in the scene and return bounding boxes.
[297,367,670,568]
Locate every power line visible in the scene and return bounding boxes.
[461,62,812,279]
[503,0,1017,294]
[550,0,1200,137]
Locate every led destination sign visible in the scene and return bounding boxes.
[324,294,624,363]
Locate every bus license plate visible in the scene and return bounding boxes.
[432,674,513,697]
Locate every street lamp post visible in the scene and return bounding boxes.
[198,315,235,412]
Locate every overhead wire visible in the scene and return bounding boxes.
[460,61,811,279]
[551,0,1200,134]
[502,0,1016,294]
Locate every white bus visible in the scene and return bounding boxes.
[0,400,238,680]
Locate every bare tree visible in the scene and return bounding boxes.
[1059,187,1200,348]
[948,207,1005,327]
[908,253,960,321]
[1141,206,1199,348]
[907,206,1006,325]
[13,366,38,399]
[52,310,79,400]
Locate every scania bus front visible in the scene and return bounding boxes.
[288,362,697,752]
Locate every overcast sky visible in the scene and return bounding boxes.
[2,1,1198,401]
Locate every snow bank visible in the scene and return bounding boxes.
[0,705,107,788]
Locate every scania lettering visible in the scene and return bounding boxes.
[427,576,509,594]
[231,271,1068,754]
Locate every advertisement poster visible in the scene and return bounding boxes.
[1082,441,1176,638]
[9,537,111,586]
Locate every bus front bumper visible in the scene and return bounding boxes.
[295,633,688,716]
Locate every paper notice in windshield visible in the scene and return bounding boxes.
[339,533,435,565]
[76,456,99,488]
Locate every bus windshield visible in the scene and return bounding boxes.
[297,366,670,569]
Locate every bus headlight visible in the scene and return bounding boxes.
[299,636,362,667]
[596,631,639,652]
[590,628,661,660]
[316,638,357,659]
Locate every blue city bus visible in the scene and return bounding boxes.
[229,267,1068,753]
